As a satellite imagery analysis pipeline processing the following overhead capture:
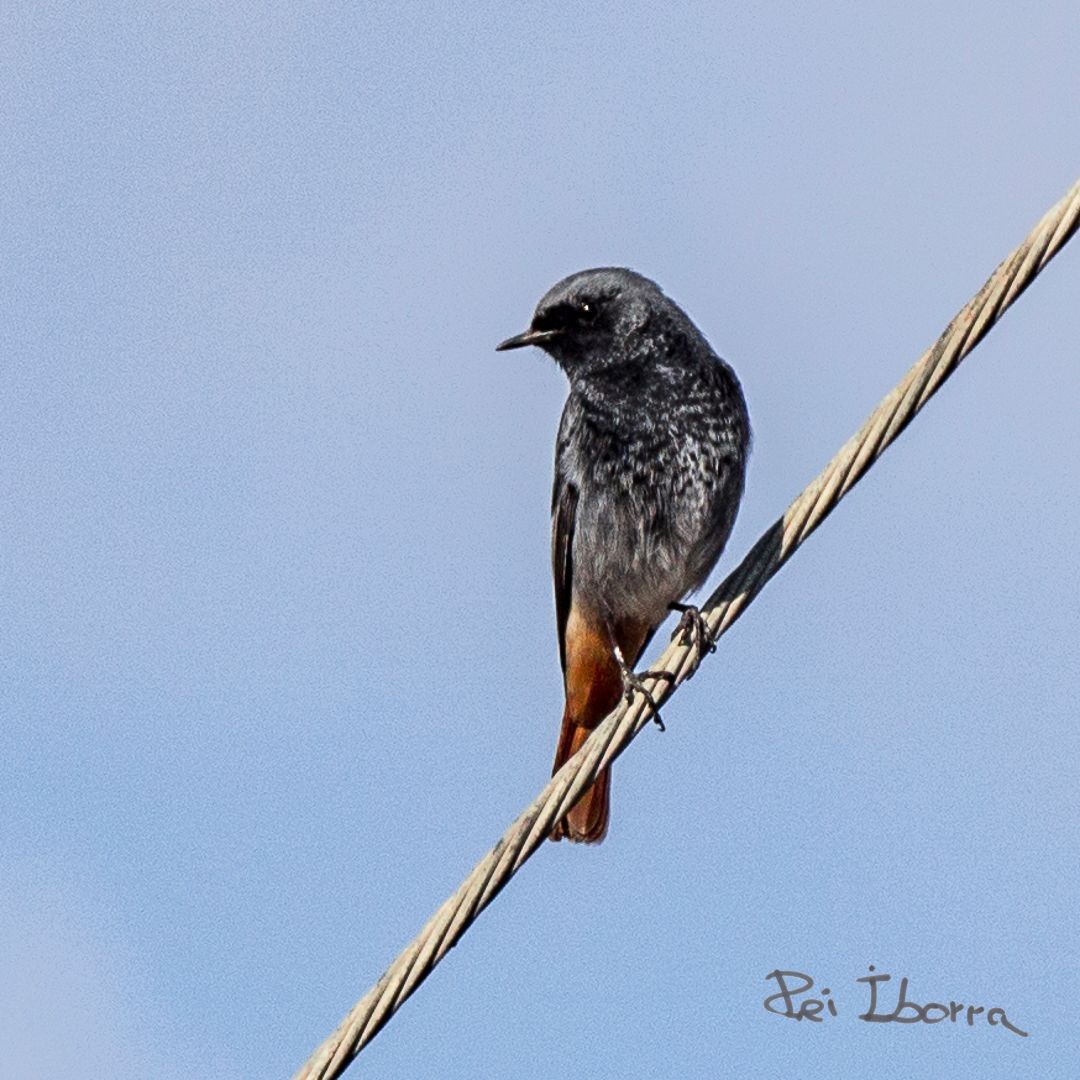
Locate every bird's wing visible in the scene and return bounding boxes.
[551,470,578,675]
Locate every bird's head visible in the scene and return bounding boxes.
[496,267,672,375]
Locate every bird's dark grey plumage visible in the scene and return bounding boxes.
[500,266,750,633]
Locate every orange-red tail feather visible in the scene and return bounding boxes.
[551,712,612,843]
[550,611,651,844]
[551,606,654,844]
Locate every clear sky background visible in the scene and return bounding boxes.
[3,4,1079,1079]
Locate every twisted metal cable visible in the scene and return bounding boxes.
[293,178,1080,1080]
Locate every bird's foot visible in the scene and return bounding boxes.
[614,652,674,732]
[669,602,716,673]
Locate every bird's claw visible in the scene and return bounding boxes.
[670,602,715,672]
[617,663,674,732]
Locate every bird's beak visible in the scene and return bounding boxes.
[495,328,559,351]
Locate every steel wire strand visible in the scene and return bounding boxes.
[293,178,1080,1080]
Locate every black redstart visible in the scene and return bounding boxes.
[497,268,750,843]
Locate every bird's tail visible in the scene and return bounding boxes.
[550,616,656,844]
[551,709,611,843]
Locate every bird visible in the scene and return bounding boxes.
[497,268,750,843]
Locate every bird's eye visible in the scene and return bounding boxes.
[580,302,591,314]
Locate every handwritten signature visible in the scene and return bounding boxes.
[763,967,1028,1037]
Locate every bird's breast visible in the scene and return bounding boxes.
[562,399,740,625]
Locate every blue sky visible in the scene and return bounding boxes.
[3,4,1079,1078]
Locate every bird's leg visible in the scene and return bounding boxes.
[607,632,673,732]
[669,602,716,672]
